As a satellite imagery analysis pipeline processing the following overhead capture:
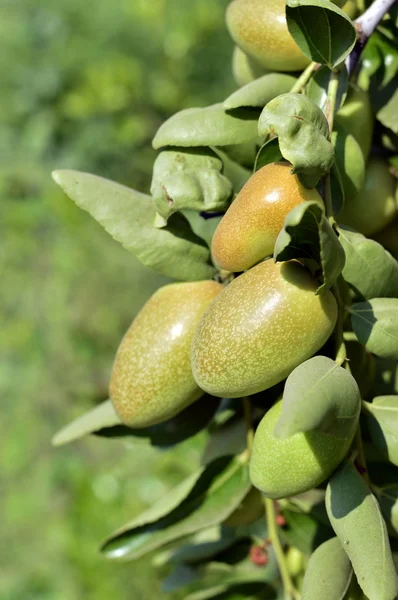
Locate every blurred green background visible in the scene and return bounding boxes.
[1,1,235,597]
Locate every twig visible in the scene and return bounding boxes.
[346,0,398,75]
[290,61,319,93]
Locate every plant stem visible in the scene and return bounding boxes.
[346,0,398,75]
[243,396,254,456]
[354,423,370,485]
[265,497,300,600]
[332,279,347,366]
[325,69,340,134]
[290,61,318,93]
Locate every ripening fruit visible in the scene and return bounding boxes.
[249,399,356,499]
[232,45,268,87]
[335,84,373,158]
[211,162,323,273]
[226,0,310,72]
[191,260,337,398]
[110,281,223,427]
[338,156,397,236]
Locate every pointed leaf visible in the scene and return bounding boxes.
[301,537,352,600]
[213,148,251,193]
[150,148,232,221]
[378,485,398,537]
[52,400,121,446]
[274,200,345,292]
[281,509,332,555]
[224,73,296,110]
[152,104,260,149]
[286,0,356,68]
[52,170,216,281]
[101,456,251,561]
[326,462,398,600]
[339,227,398,300]
[254,138,283,172]
[364,396,398,467]
[351,299,398,360]
[258,93,334,188]
[274,356,360,439]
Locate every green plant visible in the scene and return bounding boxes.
[52,0,398,598]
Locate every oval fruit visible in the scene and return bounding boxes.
[211,162,323,272]
[232,45,268,87]
[226,0,310,72]
[191,260,337,398]
[249,399,355,499]
[110,280,223,427]
[338,156,397,236]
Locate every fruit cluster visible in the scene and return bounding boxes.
[52,0,398,598]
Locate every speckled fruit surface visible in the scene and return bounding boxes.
[338,156,398,236]
[191,260,337,398]
[226,0,310,72]
[110,280,223,427]
[211,162,322,272]
[250,399,356,499]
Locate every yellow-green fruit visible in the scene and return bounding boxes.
[250,399,356,499]
[211,162,322,272]
[342,0,358,19]
[338,156,397,236]
[335,84,373,158]
[232,45,268,87]
[226,0,310,72]
[110,281,223,427]
[224,487,264,526]
[191,260,337,398]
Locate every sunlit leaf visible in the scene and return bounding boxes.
[224,73,296,110]
[351,299,398,360]
[52,400,121,446]
[364,396,398,467]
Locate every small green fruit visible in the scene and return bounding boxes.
[232,45,268,87]
[226,0,310,72]
[211,162,322,272]
[250,399,356,499]
[110,281,222,427]
[338,156,397,236]
[191,260,337,398]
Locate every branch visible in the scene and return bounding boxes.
[346,0,398,75]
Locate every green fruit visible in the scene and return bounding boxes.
[226,0,310,72]
[342,0,358,18]
[335,84,373,158]
[338,156,397,236]
[224,486,264,526]
[249,399,355,499]
[211,162,322,272]
[110,280,222,427]
[232,45,268,87]
[373,217,398,260]
[191,260,337,398]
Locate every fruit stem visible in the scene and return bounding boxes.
[265,497,301,600]
[290,62,318,94]
[325,69,340,134]
[243,396,254,456]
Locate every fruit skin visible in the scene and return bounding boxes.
[191,260,337,398]
[249,399,356,499]
[232,45,268,87]
[338,156,397,236]
[226,0,310,72]
[211,162,323,272]
[335,84,373,159]
[110,281,223,427]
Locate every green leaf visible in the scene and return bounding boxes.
[51,400,121,446]
[254,138,283,172]
[286,489,330,526]
[377,485,398,538]
[286,0,356,68]
[274,356,360,439]
[364,396,398,467]
[52,170,216,281]
[224,73,296,110]
[185,582,276,600]
[351,299,398,360]
[326,461,398,600]
[306,65,348,114]
[378,88,398,135]
[345,337,375,399]
[339,227,398,300]
[150,148,232,220]
[274,200,345,292]
[202,416,247,466]
[281,509,332,555]
[102,456,251,561]
[301,537,353,600]
[213,148,251,193]
[182,210,222,249]
[258,93,334,188]
[152,104,260,149]
[373,358,398,396]
[332,122,365,204]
